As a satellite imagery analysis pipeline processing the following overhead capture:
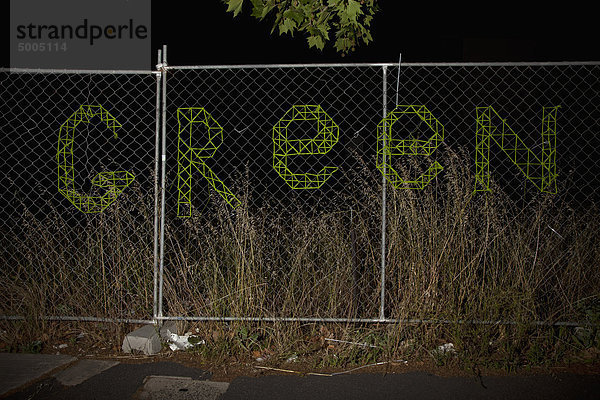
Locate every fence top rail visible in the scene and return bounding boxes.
[0,67,158,75]
[1,61,598,75]
[165,61,600,70]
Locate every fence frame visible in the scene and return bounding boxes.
[1,47,599,328]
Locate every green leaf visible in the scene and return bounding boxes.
[262,2,276,18]
[283,9,305,24]
[307,35,325,50]
[226,0,244,17]
[279,18,297,35]
[362,30,372,44]
[271,10,284,34]
[224,0,379,55]
[334,37,349,53]
[250,0,264,18]
[315,23,329,39]
[345,0,362,23]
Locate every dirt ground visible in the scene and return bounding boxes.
[26,334,600,382]
[2,321,599,383]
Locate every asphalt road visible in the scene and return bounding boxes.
[2,359,600,400]
[221,372,600,400]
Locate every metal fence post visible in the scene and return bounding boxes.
[379,65,388,321]
[158,44,168,320]
[153,48,162,322]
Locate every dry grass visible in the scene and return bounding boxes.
[1,149,599,370]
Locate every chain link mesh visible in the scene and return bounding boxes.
[163,66,385,319]
[383,64,600,322]
[161,63,600,323]
[1,70,158,320]
[1,63,598,324]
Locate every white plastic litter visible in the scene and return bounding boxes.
[285,354,298,363]
[166,330,205,351]
[434,343,456,355]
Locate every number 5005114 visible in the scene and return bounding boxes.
[17,42,67,52]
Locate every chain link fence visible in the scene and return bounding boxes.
[161,64,386,321]
[1,60,599,325]
[381,63,600,323]
[0,69,159,322]
[159,61,600,324]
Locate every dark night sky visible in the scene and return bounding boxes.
[150,1,599,67]
[3,1,598,68]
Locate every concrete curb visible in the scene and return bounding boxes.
[0,353,76,396]
[53,359,120,386]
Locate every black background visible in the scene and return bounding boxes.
[149,1,598,67]
[3,1,599,68]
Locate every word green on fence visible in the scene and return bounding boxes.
[57,104,559,214]
[177,107,242,217]
[377,105,444,189]
[474,106,559,193]
[57,105,135,213]
[273,105,339,189]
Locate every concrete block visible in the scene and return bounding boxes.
[122,324,161,355]
[122,321,179,355]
